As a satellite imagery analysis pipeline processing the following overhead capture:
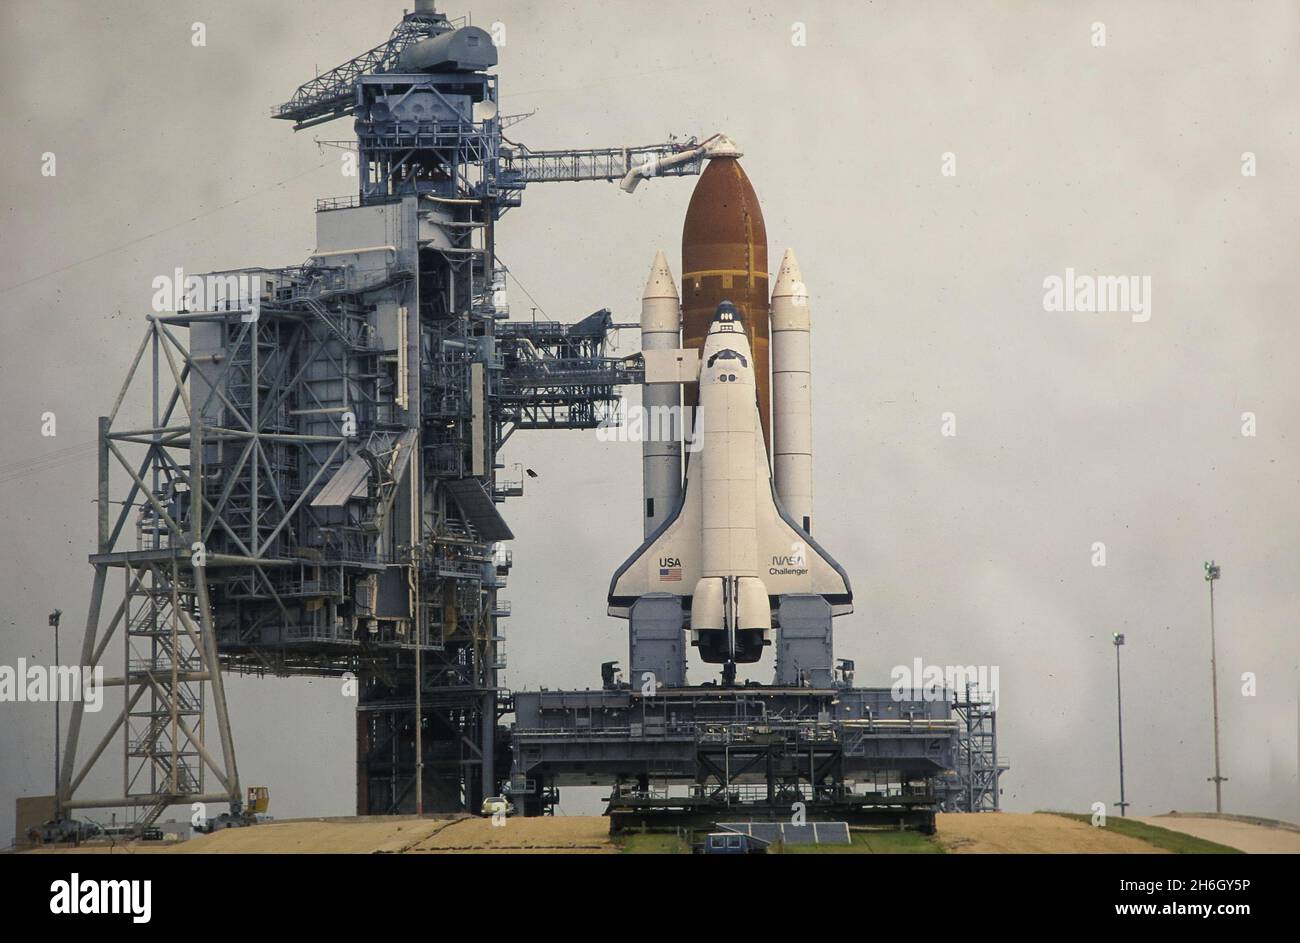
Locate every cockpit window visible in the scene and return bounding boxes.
[707,349,747,368]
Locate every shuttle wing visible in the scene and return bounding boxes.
[608,452,704,616]
[751,428,853,611]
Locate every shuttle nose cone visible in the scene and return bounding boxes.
[712,300,740,323]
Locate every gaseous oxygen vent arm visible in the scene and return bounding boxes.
[619,134,743,193]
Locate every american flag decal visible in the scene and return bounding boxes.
[659,566,682,582]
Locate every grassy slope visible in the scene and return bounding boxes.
[781,829,944,854]
[1044,813,1244,854]
[617,833,692,854]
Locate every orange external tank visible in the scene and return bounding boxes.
[681,156,770,446]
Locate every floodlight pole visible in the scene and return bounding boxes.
[49,609,62,819]
[1113,633,1129,817]
[1204,561,1226,813]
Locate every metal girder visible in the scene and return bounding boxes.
[499,141,705,184]
[59,307,369,825]
[949,684,1008,812]
[273,12,453,128]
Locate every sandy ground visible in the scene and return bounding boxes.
[33,811,1293,854]
[936,813,1165,854]
[172,816,454,853]
[20,815,618,854]
[1136,815,1300,854]
[408,816,616,853]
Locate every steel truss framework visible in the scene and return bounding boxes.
[58,2,718,827]
[273,7,457,128]
[496,312,638,434]
[499,141,705,185]
[60,318,250,824]
[345,56,505,815]
[948,685,1008,812]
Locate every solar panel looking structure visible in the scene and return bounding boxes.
[718,821,853,846]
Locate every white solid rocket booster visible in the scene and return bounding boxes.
[770,249,813,534]
[640,251,682,537]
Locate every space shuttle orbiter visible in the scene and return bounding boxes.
[608,299,852,670]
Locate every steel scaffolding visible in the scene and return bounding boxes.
[947,684,1008,812]
[60,2,935,830]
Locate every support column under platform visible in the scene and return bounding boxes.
[628,594,688,690]
[355,667,502,815]
[627,592,836,690]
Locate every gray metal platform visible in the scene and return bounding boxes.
[509,684,957,829]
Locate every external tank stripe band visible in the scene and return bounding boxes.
[682,268,766,280]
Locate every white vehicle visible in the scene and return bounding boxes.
[480,795,515,817]
[609,301,852,676]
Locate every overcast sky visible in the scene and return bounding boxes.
[1,0,1297,831]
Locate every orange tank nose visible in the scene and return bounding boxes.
[681,157,770,447]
